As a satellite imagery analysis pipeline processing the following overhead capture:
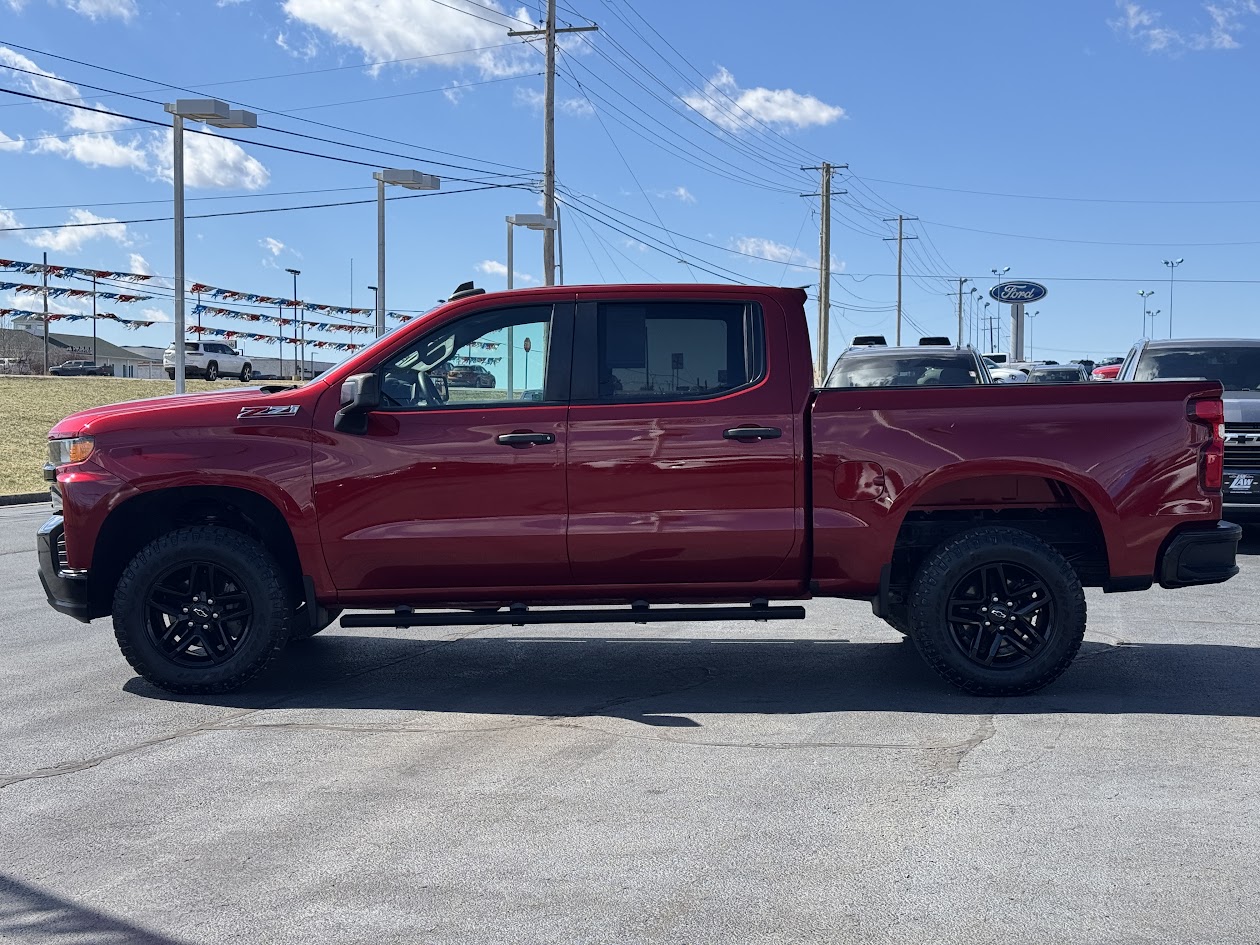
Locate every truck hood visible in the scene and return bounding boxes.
[49,384,322,438]
[1223,391,1260,424]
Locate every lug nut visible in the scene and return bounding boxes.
[182,607,189,613]
[212,613,218,618]
[203,623,210,629]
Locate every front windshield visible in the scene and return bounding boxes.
[827,355,981,388]
[1134,346,1260,389]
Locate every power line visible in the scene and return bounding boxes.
[0,39,537,175]
[0,182,531,234]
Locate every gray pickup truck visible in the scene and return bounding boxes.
[49,360,114,377]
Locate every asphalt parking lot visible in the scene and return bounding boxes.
[1,502,1258,945]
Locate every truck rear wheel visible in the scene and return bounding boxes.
[907,526,1086,696]
[112,526,294,694]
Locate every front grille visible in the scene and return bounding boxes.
[1223,423,1260,467]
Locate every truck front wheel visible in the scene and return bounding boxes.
[112,526,294,694]
[907,526,1086,696]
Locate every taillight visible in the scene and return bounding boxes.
[1189,398,1224,491]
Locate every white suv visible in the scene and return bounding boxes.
[164,341,251,381]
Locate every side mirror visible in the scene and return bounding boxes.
[334,372,380,435]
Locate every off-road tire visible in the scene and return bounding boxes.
[907,525,1086,696]
[289,606,342,641]
[240,363,252,382]
[112,526,295,694]
[205,361,219,381]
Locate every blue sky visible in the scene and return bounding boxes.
[1,0,1259,367]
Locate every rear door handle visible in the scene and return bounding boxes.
[723,426,782,441]
[496,431,555,446]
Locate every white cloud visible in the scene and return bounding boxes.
[734,236,803,265]
[148,127,270,190]
[0,207,20,235]
[25,209,131,254]
[513,86,594,117]
[0,130,23,152]
[127,253,152,275]
[683,67,843,132]
[282,0,537,78]
[276,30,321,60]
[475,259,536,283]
[64,0,136,20]
[656,186,696,204]
[1110,0,1260,52]
[138,305,171,323]
[261,237,286,256]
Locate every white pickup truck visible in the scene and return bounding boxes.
[163,341,252,382]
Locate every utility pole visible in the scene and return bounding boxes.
[509,4,598,286]
[41,252,48,375]
[883,215,918,344]
[1163,258,1184,339]
[802,163,847,382]
[956,277,969,348]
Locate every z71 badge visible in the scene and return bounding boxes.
[237,405,300,419]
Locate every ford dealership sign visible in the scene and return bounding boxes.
[990,281,1048,303]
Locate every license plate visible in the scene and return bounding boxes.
[1224,472,1260,494]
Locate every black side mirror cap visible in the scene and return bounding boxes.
[334,372,380,435]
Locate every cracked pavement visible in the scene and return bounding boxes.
[1,503,1259,943]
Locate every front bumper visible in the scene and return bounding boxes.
[37,514,93,622]
[1159,520,1242,589]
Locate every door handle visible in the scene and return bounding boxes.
[723,426,782,441]
[496,431,556,446]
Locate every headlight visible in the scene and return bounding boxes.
[48,436,94,466]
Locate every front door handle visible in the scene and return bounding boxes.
[496,431,556,446]
[723,426,782,441]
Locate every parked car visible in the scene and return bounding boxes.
[984,358,1028,383]
[445,363,496,388]
[826,345,990,388]
[0,357,31,375]
[163,342,252,381]
[1091,357,1124,381]
[1027,364,1090,384]
[49,360,114,377]
[39,283,1238,700]
[1116,337,1260,515]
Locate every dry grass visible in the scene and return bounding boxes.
[0,376,289,497]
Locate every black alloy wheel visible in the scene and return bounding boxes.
[945,561,1054,669]
[142,561,253,667]
[907,525,1086,696]
[113,526,294,693]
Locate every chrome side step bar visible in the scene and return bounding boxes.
[339,598,806,629]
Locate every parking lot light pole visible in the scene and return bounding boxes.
[375,169,440,339]
[1138,289,1155,338]
[504,214,556,397]
[1027,310,1038,360]
[286,268,301,379]
[164,99,256,393]
[1163,258,1184,338]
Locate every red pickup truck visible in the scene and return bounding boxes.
[38,283,1239,697]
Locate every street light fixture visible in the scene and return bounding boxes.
[1147,309,1161,338]
[285,268,301,380]
[505,214,557,290]
[164,99,257,393]
[503,214,557,399]
[1027,310,1039,360]
[1162,258,1184,339]
[374,169,440,338]
[1138,289,1156,338]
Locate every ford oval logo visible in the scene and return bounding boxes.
[990,281,1048,303]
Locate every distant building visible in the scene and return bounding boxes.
[0,326,159,376]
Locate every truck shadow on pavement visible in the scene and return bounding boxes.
[0,874,191,945]
[128,633,1260,721]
